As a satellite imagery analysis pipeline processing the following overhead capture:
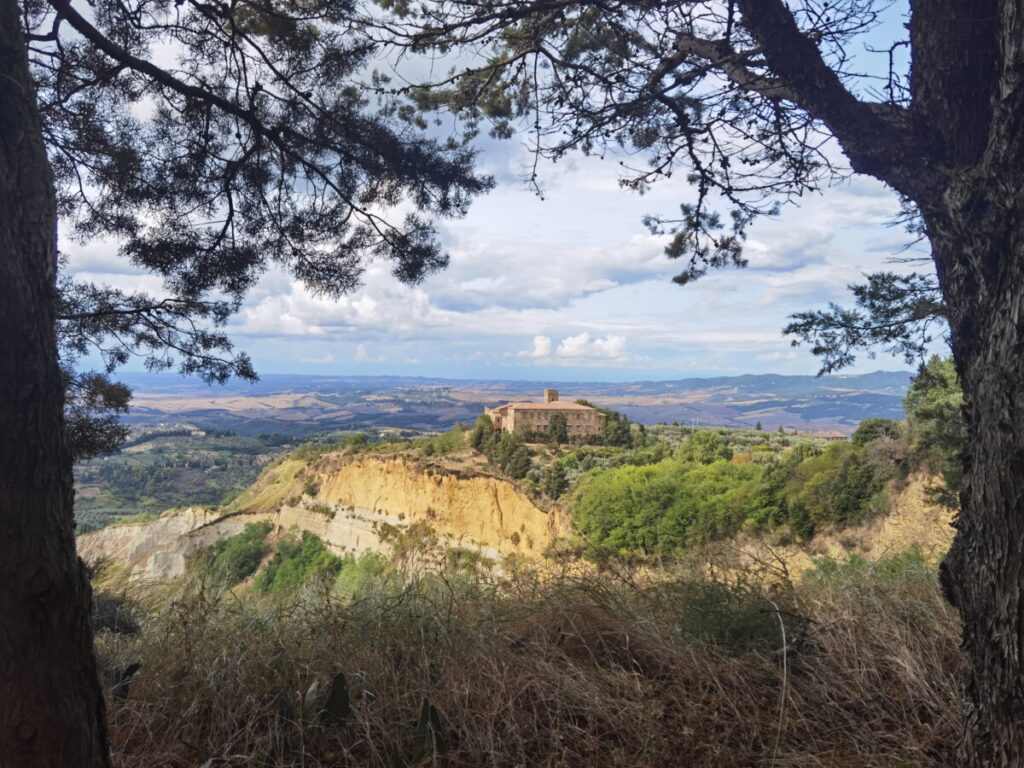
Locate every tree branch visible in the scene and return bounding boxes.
[735,0,935,200]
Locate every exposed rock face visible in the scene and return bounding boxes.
[77,507,251,582]
[310,455,561,557]
[77,454,563,581]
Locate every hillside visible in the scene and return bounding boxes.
[79,433,954,584]
[84,436,961,768]
[79,450,565,581]
[81,391,964,767]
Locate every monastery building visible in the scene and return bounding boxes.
[484,390,605,440]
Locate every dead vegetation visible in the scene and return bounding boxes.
[96,556,960,767]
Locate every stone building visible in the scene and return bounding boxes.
[485,389,605,441]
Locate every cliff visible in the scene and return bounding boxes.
[78,452,565,581]
[77,449,955,584]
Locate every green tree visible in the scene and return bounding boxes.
[1,4,487,764]
[851,418,903,447]
[255,531,343,594]
[574,459,761,556]
[755,421,763,432]
[677,431,733,465]
[600,410,633,447]
[784,272,947,374]
[469,413,496,452]
[504,445,533,480]
[208,522,273,584]
[904,356,965,507]
[542,461,568,499]
[548,413,568,445]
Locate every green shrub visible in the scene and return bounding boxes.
[904,356,964,507]
[334,552,391,598]
[851,417,903,446]
[573,459,762,557]
[255,530,343,594]
[542,461,568,498]
[676,430,733,464]
[209,522,273,584]
[308,502,336,520]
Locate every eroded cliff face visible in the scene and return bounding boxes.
[77,451,955,585]
[310,455,562,556]
[729,473,955,578]
[77,506,252,582]
[78,453,564,581]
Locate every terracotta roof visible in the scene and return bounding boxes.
[492,401,599,411]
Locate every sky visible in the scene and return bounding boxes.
[65,2,938,384]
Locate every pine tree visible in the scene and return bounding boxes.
[1,4,487,764]
[548,413,568,445]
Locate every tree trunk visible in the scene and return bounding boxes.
[929,155,1024,767]
[0,5,111,766]
[934,215,1024,764]
[899,1,1024,762]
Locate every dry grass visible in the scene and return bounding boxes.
[96,557,961,767]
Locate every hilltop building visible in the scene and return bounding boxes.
[485,389,605,440]
[787,429,849,442]
[811,430,849,442]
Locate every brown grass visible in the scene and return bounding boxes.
[96,558,961,767]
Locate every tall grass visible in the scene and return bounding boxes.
[96,554,960,767]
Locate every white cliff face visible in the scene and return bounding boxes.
[77,507,253,581]
[76,454,563,581]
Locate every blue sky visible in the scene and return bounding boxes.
[65,3,938,383]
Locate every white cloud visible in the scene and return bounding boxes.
[518,335,552,358]
[556,332,627,359]
[62,128,932,379]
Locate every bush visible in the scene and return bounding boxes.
[208,522,273,584]
[255,530,343,594]
[676,431,733,464]
[548,413,568,444]
[335,552,391,598]
[573,459,762,556]
[851,417,903,446]
[571,431,900,556]
[471,419,533,479]
[542,462,569,499]
[904,356,964,507]
[417,423,468,456]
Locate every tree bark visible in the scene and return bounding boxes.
[933,189,1024,766]
[0,4,111,766]
[902,1,1024,763]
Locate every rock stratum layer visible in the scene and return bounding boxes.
[78,453,564,581]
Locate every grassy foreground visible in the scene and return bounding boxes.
[95,555,960,767]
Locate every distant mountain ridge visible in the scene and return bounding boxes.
[116,370,912,435]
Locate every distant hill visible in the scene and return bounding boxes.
[114,370,912,436]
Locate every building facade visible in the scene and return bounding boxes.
[485,389,605,441]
